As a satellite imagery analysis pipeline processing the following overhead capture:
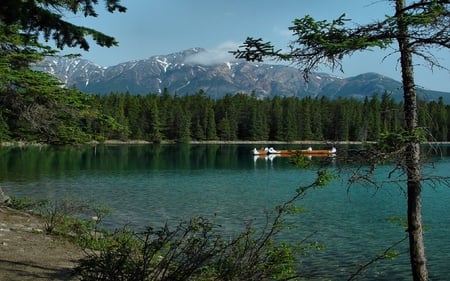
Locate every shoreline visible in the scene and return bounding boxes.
[0,204,85,280]
[0,140,354,147]
[2,140,450,147]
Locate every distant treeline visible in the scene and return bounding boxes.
[94,89,448,143]
[1,87,448,144]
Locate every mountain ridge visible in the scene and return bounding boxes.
[35,48,450,102]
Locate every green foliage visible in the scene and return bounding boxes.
[32,198,109,242]
[76,217,305,281]
[314,169,336,187]
[37,199,87,234]
[4,83,450,144]
[376,128,427,153]
[231,1,449,81]
[77,227,142,280]
[0,1,129,145]
[289,155,314,169]
[7,196,47,211]
[386,216,408,230]
[265,242,297,280]
[287,14,392,74]
[7,196,112,250]
[0,23,127,144]
[232,37,281,62]
[1,0,126,51]
[285,204,306,215]
[94,91,450,143]
[0,112,10,141]
[74,170,337,281]
[383,249,400,260]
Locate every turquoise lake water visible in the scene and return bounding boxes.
[1,144,449,280]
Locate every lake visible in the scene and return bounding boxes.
[1,144,449,280]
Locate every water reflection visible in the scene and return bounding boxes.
[1,143,448,183]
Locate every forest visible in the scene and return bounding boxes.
[97,90,449,143]
[2,85,447,144]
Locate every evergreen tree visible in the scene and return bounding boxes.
[380,91,402,133]
[368,94,382,140]
[143,94,163,143]
[298,97,313,140]
[0,111,10,141]
[187,90,215,141]
[429,97,448,141]
[99,93,129,140]
[247,97,269,140]
[205,105,218,140]
[310,98,324,140]
[319,96,333,141]
[331,98,349,141]
[269,96,284,141]
[232,1,450,279]
[177,110,192,143]
[0,25,102,143]
[1,0,126,51]
[123,93,142,140]
[215,94,239,140]
[171,98,191,143]
[0,0,127,144]
[159,88,175,140]
[217,115,233,141]
[282,97,298,141]
[93,91,450,144]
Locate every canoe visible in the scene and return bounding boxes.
[253,147,336,156]
[252,147,269,155]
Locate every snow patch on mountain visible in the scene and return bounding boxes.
[156,57,170,72]
[33,48,448,102]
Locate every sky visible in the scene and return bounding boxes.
[59,0,450,92]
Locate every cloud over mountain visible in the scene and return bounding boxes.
[184,42,240,65]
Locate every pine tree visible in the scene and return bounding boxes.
[269,96,284,141]
[1,0,126,51]
[298,97,313,140]
[232,1,450,279]
[205,105,218,140]
[143,94,163,143]
[0,25,98,143]
[310,98,324,140]
[282,97,298,141]
[429,97,448,141]
[1,1,127,144]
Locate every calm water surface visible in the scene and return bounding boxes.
[1,144,449,280]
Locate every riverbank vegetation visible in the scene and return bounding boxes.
[2,168,336,281]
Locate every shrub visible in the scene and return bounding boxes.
[75,170,331,281]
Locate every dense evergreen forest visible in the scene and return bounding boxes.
[1,85,448,144]
[97,90,449,143]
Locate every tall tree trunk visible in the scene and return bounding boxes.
[396,0,428,280]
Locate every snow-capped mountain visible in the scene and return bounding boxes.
[35,48,449,102]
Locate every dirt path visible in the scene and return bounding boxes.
[0,207,85,281]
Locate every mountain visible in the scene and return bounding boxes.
[35,48,450,102]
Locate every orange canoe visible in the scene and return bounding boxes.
[263,147,337,156]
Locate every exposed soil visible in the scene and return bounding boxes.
[0,206,85,281]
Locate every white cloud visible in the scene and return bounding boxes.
[184,41,240,65]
